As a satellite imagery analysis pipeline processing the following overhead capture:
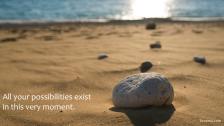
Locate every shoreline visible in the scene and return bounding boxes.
[1,17,224,29]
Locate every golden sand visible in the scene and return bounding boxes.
[0,21,223,126]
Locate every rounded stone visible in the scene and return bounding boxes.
[112,73,174,108]
[150,41,162,49]
[193,56,206,64]
[146,22,156,30]
[98,53,108,60]
[140,61,153,73]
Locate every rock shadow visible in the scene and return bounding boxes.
[110,105,175,126]
[0,37,18,43]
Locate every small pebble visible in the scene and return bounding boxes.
[150,41,162,49]
[146,22,156,30]
[98,53,108,60]
[193,56,206,64]
[140,61,153,73]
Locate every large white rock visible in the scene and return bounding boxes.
[112,73,174,108]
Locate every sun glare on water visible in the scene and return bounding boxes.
[128,0,170,19]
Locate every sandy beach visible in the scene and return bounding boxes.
[0,20,224,126]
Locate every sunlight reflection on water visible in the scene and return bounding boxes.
[123,0,170,19]
[0,0,224,21]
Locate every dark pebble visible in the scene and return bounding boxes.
[98,53,108,60]
[140,61,153,73]
[146,22,156,30]
[193,56,206,64]
[150,41,162,49]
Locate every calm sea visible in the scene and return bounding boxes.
[0,0,224,22]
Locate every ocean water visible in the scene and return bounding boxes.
[0,0,224,22]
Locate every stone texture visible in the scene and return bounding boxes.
[112,73,174,108]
